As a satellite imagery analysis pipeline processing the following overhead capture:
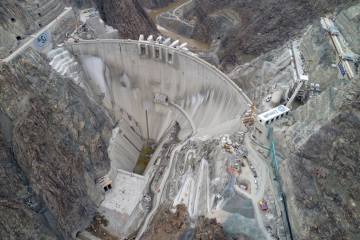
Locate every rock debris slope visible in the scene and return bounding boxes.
[0,117,58,240]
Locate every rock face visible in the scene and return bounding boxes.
[0,113,59,240]
[142,204,190,240]
[285,109,360,240]
[184,0,358,67]
[65,0,95,8]
[143,204,226,240]
[335,4,360,53]
[96,0,158,39]
[139,0,175,9]
[0,49,113,239]
[194,216,226,240]
[229,3,360,239]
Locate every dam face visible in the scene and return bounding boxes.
[67,39,251,141]
[61,38,252,177]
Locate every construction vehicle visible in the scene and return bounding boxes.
[223,143,234,154]
[242,103,257,126]
[259,200,269,211]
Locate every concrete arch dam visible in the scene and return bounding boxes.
[65,39,251,172]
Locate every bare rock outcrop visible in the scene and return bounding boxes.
[194,216,226,240]
[284,108,360,240]
[0,0,65,58]
[142,204,190,240]
[143,204,226,240]
[0,115,59,240]
[229,3,360,238]
[0,49,113,239]
[185,0,358,67]
[96,0,158,39]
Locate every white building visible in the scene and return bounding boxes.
[257,105,290,126]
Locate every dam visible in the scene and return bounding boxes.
[60,37,252,236]
[2,6,253,238]
[2,1,360,239]
[66,38,251,140]
[59,37,251,171]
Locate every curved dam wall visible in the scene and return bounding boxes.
[66,39,251,142]
[62,39,253,235]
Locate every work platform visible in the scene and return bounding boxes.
[99,169,146,237]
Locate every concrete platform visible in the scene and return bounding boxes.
[99,169,146,236]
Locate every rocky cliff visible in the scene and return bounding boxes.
[0,0,158,58]
[284,105,360,240]
[0,49,113,239]
[184,0,358,68]
[142,204,226,240]
[0,114,59,240]
[229,3,360,239]
[96,0,158,39]
[0,0,65,58]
